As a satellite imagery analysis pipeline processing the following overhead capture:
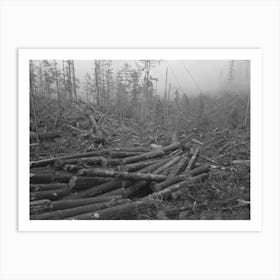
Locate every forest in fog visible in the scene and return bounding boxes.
[30,60,250,130]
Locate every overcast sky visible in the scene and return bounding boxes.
[73,60,250,97]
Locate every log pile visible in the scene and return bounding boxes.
[30,137,214,220]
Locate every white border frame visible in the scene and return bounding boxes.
[18,48,262,232]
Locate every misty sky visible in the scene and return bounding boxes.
[74,60,250,97]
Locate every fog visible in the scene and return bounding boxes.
[74,60,250,98]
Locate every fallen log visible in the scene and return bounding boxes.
[108,151,143,158]
[71,200,156,220]
[55,157,119,169]
[151,176,184,192]
[30,199,52,215]
[69,176,110,190]
[30,150,107,168]
[50,196,121,211]
[153,155,182,174]
[78,168,174,182]
[189,165,210,177]
[96,187,127,198]
[125,181,149,198]
[171,173,209,200]
[30,172,72,184]
[124,157,176,197]
[168,155,190,177]
[30,183,68,192]
[31,198,130,220]
[30,188,71,201]
[119,159,159,172]
[120,149,165,165]
[184,147,200,175]
[66,180,125,199]
[146,173,208,200]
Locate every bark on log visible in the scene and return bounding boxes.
[152,176,184,192]
[30,172,72,184]
[30,150,107,168]
[119,159,159,172]
[55,157,119,169]
[69,176,110,190]
[120,149,165,165]
[125,181,148,198]
[30,189,71,201]
[109,151,143,158]
[30,199,51,215]
[31,198,130,220]
[30,183,68,192]
[124,157,176,197]
[146,173,208,200]
[153,155,182,174]
[96,187,127,198]
[78,168,173,182]
[120,141,182,165]
[184,147,200,175]
[66,180,126,199]
[189,165,210,177]
[71,200,156,220]
[168,155,190,177]
[50,196,121,211]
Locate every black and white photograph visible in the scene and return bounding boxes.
[28,58,251,221]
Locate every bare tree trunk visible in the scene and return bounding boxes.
[30,60,40,144]
[94,60,100,106]
[71,60,78,101]
[67,60,73,101]
[54,61,62,127]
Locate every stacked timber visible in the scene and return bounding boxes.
[30,139,210,220]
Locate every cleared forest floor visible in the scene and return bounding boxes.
[30,98,250,220]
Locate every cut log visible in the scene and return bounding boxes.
[125,181,148,198]
[112,147,151,153]
[66,180,125,199]
[146,173,208,200]
[55,157,119,169]
[69,176,110,190]
[31,198,130,220]
[96,187,127,198]
[50,196,121,211]
[119,159,159,172]
[30,150,107,168]
[30,172,72,184]
[121,149,165,165]
[184,147,200,175]
[71,200,156,220]
[30,183,68,192]
[78,168,174,182]
[30,188,71,201]
[153,155,182,174]
[30,199,51,215]
[152,176,184,192]
[109,151,143,158]
[168,155,190,177]
[124,157,176,197]
[189,165,210,177]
